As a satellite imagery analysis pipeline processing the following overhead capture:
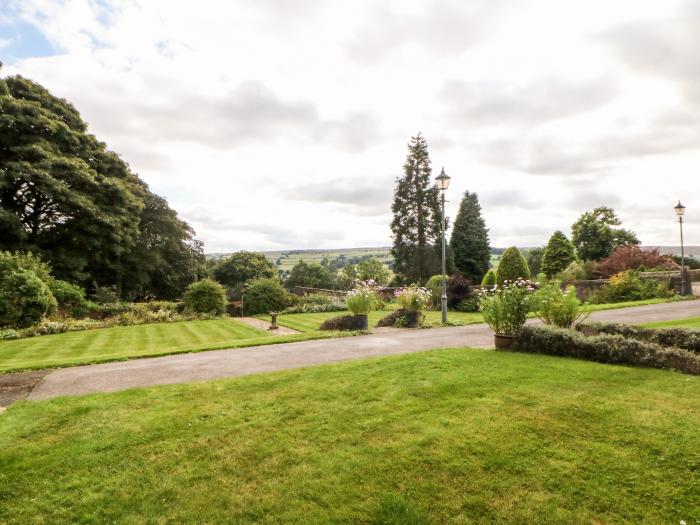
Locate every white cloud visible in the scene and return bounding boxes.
[2,0,699,251]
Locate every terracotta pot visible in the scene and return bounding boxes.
[405,311,421,328]
[494,334,515,350]
[351,314,369,330]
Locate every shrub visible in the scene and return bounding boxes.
[375,309,424,328]
[394,285,432,312]
[532,281,590,328]
[93,285,120,304]
[182,279,227,315]
[0,329,20,340]
[0,251,52,283]
[319,315,365,331]
[49,279,88,316]
[593,270,673,303]
[541,231,576,277]
[425,275,443,308]
[0,269,57,328]
[598,246,676,278]
[577,322,700,354]
[346,280,380,315]
[481,269,496,286]
[478,278,535,336]
[447,272,473,309]
[243,278,289,315]
[514,325,699,375]
[496,247,530,285]
[456,297,480,312]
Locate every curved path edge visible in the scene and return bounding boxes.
[12,299,700,403]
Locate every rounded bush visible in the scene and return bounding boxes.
[496,247,531,285]
[481,269,496,286]
[0,269,58,328]
[49,279,88,315]
[425,275,443,308]
[243,278,289,315]
[182,279,227,315]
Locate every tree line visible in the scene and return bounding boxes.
[0,66,205,300]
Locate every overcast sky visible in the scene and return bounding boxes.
[1,0,698,252]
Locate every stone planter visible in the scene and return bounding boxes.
[404,311,421,328]
[494,334,515,350]
[350,314,369,330]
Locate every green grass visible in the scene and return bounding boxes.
[261,310,484,332]
[267,297,684,333]
[644,316,700,330]
[0,319,330,373]
[1,349,698,523]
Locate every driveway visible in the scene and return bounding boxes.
[9,299,700,403]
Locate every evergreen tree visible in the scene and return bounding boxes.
[390,134,443,284]
[541,231,576,277]
[526,247,545,277]
[495,247,530,285]
[450,191,490,283]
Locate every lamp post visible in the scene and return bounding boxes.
[674,201,687,295]
[436,167,451,323]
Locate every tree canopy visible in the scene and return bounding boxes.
[212,251,277,295]
[450,191,490,283]
[0,69,204,299]
[571,207,639,261]
[390,133,443,284]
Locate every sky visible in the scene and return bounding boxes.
[1,0,698,253]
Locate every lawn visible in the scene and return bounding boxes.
[267,297,684,333]
[0,349,697,523]
[645,316,700,330]
[0,319,328,373]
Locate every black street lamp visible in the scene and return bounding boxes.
[674,201,688,295]
[436,167,451,323]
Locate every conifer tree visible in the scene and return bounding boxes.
[541,231,576,277]
[450,191,490,283]
[390,134,442,283]
[495,247,530,285]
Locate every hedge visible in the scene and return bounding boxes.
[577,322,700,354]
[513,325,699,375]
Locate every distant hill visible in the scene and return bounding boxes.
[207,247,394,271]
[644,246,700,257]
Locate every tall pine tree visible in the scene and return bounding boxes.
[450,191,490,283]
[390,134,442,284]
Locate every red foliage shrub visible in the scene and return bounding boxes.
[598,246,676,278]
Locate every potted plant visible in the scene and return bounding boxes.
[478,278,535,348]
[345,280,380,330]
[394,285,432,327]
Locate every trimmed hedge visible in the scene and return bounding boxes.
[319,315,365,331]
[577,322,700,354]
[513,325,699,375]
[496,247,530,285]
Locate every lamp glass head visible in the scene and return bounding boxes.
[674,201,686,217]
[436,167,451,191]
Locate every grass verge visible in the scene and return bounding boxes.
[0,319,335,374]
[644,316,700,330]
[0,348,697,523]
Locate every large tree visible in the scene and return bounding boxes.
[571,207,639,261]
[0,69,203,298]
[450,191,490,283]
[390,133,443,284]
[212,251,276,297]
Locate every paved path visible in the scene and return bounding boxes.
[15,299,700,402]
[237,316,299,335]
